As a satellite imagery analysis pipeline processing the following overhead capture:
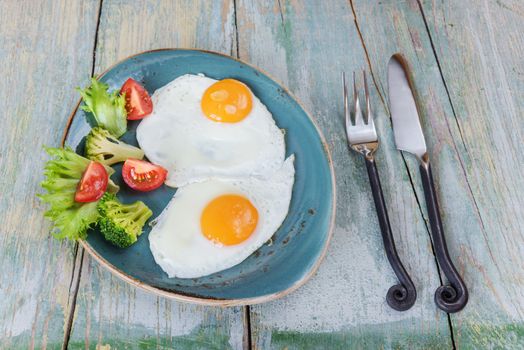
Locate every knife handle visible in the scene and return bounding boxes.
[365,157,417,311]
[419,162,468,313]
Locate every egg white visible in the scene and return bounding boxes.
[136,74,286,188]
[149,156,295,279]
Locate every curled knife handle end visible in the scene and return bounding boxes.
[435,283,468,313]
[420,162,469,313]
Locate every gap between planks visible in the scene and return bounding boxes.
[416,0,489,242]
[232,1,254,348]
[243,305,253,350]
[61,1,104,349]
[348,0,458,348]
[228,1,255,348]
[59,1,255,349]
[56,1,467,349]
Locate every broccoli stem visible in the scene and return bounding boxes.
[85,127,144,166]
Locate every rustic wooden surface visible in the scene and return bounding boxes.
[0,1,100,348]
[67,1,246,349]
[0,0,522,349]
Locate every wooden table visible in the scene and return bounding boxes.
[1,0,523,349]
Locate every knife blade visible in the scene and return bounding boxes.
[386,53,468,313]
[387,54,427,160]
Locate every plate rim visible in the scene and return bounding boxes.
[62,48,336,306]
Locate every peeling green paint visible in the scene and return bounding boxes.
[67,327,232,350]
[265,323,524,350]
[274,0,295,85]
[267,328,446,350]
[66,330,231,350]
[458,322,524,350]
[5,325,234,350]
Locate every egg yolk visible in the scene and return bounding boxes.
[201,79,253,122]
[201,194,259,246]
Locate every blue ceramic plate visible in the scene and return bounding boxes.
[64,49,335,305]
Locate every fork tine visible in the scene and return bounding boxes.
[363,70,375,129]
[353,72,364,125]
[363,70,372,125]
[343,72,351,130]
[344,69,378,145]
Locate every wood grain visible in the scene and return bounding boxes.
[236,1,451,348]
[352,0,524,348]
[419,0,524,348]
[2,0,523,348]
[0,1,100,348]
[66,1,245,349]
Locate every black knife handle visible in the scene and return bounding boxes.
[419,162,468,313]
[365,157,417,311]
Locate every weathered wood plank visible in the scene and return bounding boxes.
[91,0,237,74]
[67,1,245,349]
[351,0,524,348]
[68,252,245,350]
[236,1,452,348]
[0,1,100,348]
[418,0,524,348]
[4,1,521,348]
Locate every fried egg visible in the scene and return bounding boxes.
[148,156,295,278]
[136,74,285,187]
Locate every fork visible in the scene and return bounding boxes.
[343,71,417,311]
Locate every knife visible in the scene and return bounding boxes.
[387,54,468,313]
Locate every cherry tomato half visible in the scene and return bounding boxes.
[122,159,167,192]
[75,161,108,202]
[121,78,153,120]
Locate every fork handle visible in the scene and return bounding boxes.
[365,157,417,311]
[419,161,468,313]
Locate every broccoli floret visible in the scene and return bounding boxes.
[85,127,144,165]
[39,147,119,240]
[97,193,152,248]
[77,78,127,138]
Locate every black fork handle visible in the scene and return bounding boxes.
[420,161,468,313]
[365,157,417,311]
